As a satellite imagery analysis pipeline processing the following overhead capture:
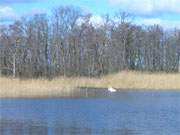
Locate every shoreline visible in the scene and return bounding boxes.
[1,71,180,98]
[0,88,179,99]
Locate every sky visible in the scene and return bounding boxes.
[0,0,180,29]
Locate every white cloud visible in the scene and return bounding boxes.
[109,0,180,16]
[90,15,103,26]
[0,6,46,23]
[136,18,180,29]
[109,0,180,28]
[77,15,109,27]
[0,6,18,22]
[138,18,162,25]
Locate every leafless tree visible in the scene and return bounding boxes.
[0,6,179,78]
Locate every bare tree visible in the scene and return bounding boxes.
[0,6,179,78]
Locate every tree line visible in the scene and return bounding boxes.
[0,6,180,78]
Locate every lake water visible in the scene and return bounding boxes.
[0,89,180,135]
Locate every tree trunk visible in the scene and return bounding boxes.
[13,54,16,78]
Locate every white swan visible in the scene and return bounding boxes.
[108,86,117,92]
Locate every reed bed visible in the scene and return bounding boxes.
[0,71,180,98]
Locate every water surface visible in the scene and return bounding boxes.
[0,89,180,135]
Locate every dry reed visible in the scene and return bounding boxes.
[0,71,180,98]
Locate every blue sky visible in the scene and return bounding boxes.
[0,0,180,28]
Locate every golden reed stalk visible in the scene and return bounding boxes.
[0,71,180,98]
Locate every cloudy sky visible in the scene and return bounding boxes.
[0,0,180,28]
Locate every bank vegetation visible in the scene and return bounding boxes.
[0,71,180,98]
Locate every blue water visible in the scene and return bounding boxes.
[0,90,180,135]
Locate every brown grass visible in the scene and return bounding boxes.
[0,71,180,98]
